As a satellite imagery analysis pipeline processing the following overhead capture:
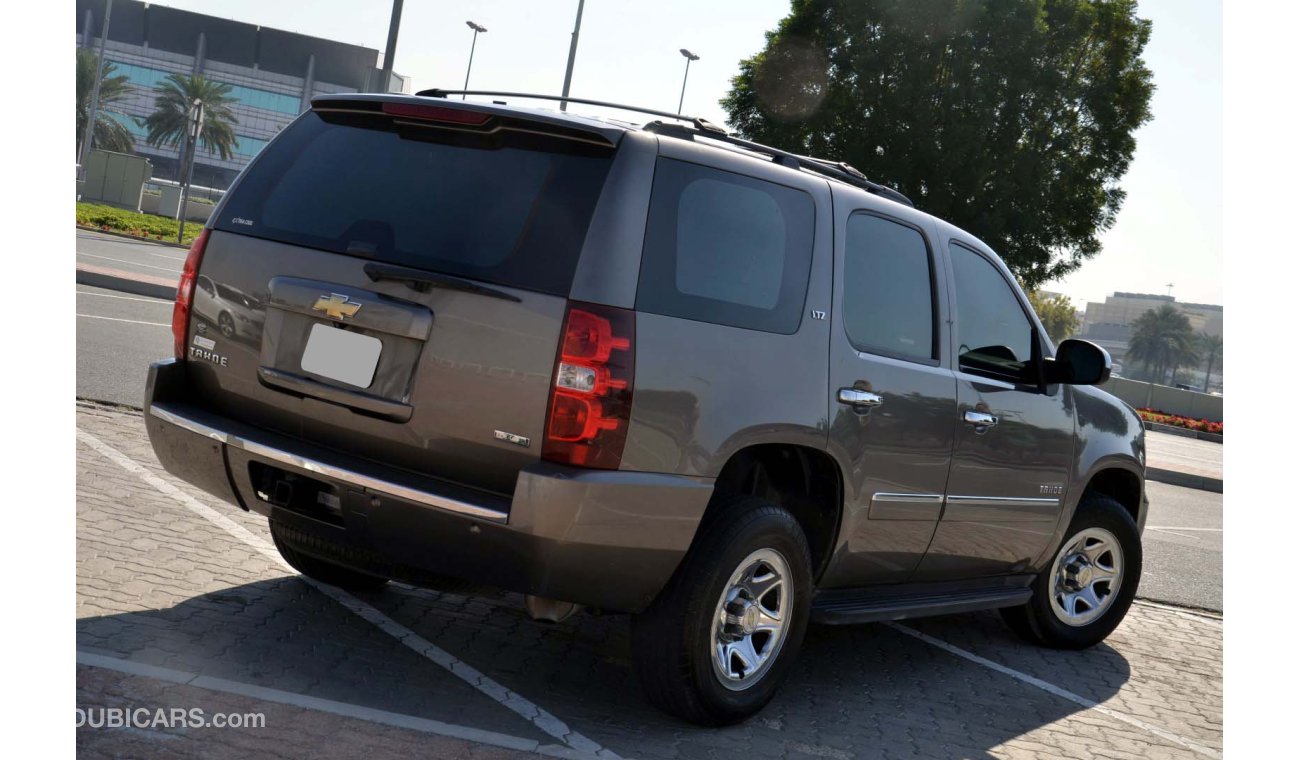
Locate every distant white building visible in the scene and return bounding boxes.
[1078,292,1222,384]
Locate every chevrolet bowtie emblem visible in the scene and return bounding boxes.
[312,293,362,320]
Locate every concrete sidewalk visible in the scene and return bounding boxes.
[1145,431,1223,493]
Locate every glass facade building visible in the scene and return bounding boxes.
[77,0,409,189]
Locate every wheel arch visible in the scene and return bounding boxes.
[1082,466,1144,526]
[704,443,844,581]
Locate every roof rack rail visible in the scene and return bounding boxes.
[412,89,913,207]
[414,88,702,124]
[642,120,914,207]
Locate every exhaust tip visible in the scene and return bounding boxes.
[524,595,582,623]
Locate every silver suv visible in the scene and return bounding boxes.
[145,92,1147,725]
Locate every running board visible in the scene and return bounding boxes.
[811,586,1033,625]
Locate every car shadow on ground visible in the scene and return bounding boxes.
[77,576,1132,758]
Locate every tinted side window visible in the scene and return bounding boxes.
[637,158,815,334]
[949,242,1035,382]
[842,213,935,361]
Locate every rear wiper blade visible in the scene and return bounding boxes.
[363,262,522,303]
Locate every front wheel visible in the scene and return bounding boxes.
[631,495,812,725]
[1001,493,1142,649]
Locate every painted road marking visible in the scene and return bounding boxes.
[75,429,620,760]
[76,253,182,273]
[886,622,1221,758]
[77,651,591,759]
[77,290,171,304]
[77,314,169,327]
[1146,526,1222,532]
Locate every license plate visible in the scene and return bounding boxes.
[300,323,382,389]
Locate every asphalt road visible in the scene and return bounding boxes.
[76,285,172,407]
[1139,481,1223,611]
[76,230,184,284]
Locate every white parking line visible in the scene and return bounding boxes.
[77,651,590,758]
[77,314,170,327]
[885,622,1221,758]
[1145,526,1222,532]
[75,429,620,760]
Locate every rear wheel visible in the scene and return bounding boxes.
[270,521,389,592]
[632,495,812,725]
[1001,494,1141,649]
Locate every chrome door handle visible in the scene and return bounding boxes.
[838,388,884,408]
[964,410,999,427]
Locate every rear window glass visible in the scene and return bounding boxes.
[637,158,815,334]
[214,110,614,296]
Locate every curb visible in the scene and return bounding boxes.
[1146,467,1222,493]
[1142,420,1223,444]
[76,263,177,301]
[76,224,192,249]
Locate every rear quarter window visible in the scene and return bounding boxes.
[636,158,815,334]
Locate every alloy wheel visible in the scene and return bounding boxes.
[710,548,792,691]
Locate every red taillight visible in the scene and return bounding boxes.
[173,228,210,360]
[381,102,491,125]
[542,302,635,469]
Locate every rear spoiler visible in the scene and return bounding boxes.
[308,93,623,148]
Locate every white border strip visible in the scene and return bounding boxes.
[885,622,1222,759]
[76,429,619,760]
[77,651,587,759]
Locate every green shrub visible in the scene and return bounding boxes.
[76,201,201,245]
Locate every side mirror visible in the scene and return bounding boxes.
[1044,339,1111,385]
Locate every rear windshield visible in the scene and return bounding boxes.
[214,110,615,296]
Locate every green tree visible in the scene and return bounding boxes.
[143,73,240,162]
[1197,331,1222,392]
[77,49,135,154]
[1126,305,1199,385]
[721,0,1155,289]
[1027,291,1080,343]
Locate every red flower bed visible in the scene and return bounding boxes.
[1137,408,1222,435]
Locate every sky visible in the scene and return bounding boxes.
[157,0,1223,309]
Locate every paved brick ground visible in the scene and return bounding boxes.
[76,402,1223,759]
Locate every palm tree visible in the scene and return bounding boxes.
[77,49,135,154]
[1198,332,1223,392]
[1126,305,1200,385]
[143,73,239,162]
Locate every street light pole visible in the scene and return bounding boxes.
[677,48,699,114]
[177,99,204,244]
[463,21,487,99]
[78,0,114,181]
[378,0,404,92]
[560,0,585,111]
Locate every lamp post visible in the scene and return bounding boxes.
[677,48,699,114]
[560,0,585,111]
[176,99,204,244]
[463,21,487,98]
[378,0,403,92]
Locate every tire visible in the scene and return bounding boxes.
[270,521,389,592]
[1001,493,1142,649]
[218,312,236,338]
[632,495,812,725]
